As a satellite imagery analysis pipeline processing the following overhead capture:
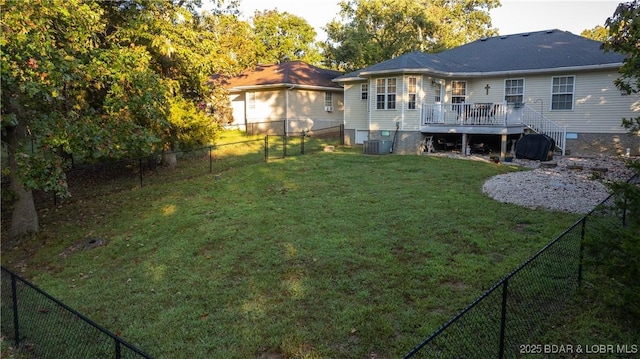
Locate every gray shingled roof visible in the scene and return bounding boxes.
[335,29,625,81]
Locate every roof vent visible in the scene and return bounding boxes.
[522,33,530,37]
[546,29,554,34]
[480,37,487,41]
[500,35,508,39]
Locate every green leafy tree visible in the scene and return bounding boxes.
[586,0,640,320]
[581,25,609,42]
[602,0,640,133]
[252,9,323,65]
[323,0,499,71]
[96,0,239,167]
[1,0,240,239]
[1,0,109,239]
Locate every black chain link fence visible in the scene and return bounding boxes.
[1,266,153,359]
[27,125,344,208]
[402,173,639,358]
[265,125,345,160]
[31,139,265,208]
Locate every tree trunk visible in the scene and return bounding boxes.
[162,151,177,170]
[5,125,39,241]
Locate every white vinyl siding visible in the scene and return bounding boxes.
[344,82,369,130]
[522,72,633,133]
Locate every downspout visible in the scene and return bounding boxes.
[285,85,295,135]
[390,121,400,153]
[368,79,372,141]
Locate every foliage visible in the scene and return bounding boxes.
[586,0,640,321]
[1,0,106,196]
[581,25,609,42]
[585,163,640,321]
[602,0,640,133]
[323,0,499,71]
[251,9,323,65]
[200,12,257,73]
[0,0,244,237]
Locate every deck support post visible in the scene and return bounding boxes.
[461,133,468,155]
[500,134,507,161]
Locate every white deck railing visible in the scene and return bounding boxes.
[519,104,566,155]
[422,103,509,126]
[421,102,566,155]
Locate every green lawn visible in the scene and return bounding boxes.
[2,148,584,358]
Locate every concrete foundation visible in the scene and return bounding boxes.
[344,129,640,157]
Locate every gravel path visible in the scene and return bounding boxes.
[481,156,636,213]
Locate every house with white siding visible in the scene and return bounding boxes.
[215,61,344,135]
[333,29,639,158]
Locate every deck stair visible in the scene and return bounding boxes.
[519,104,566,156]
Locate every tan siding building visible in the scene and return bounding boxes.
[335,30,639,157]
[215,61,344,134]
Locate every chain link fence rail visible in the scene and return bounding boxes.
[31,140,265,208]
[1,266,153,359]
[402,173,639,358]
[28,125,344,208]
[265,125,345,160]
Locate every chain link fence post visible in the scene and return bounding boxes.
[11,272,20,347]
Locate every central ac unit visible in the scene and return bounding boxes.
[363,140,392,154]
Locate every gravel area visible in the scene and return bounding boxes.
[482,156,636,213]
[428,152,636,214]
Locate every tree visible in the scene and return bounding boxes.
[1,0,240,239]
[581,25,609,42]
[585,0,640,321]
[99,0,220,167]
[1,0,110,240]
[602,0,640,133]
[252,9,323,65]
[323,0,499,71]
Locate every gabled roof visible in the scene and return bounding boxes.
[215,61,343,91]
[335,29,626,81]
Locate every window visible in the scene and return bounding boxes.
[407,77,417,110]
[434,82,442,103]
[361,83,368,100]
[451,81,466,104]
[551,76,574,110]
[324,92,333,111]
[376,78,397,110]
[504,79,524,104]
[247,92,256,109]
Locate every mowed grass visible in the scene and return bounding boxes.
[1,148,581,358]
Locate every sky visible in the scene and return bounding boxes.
[233,0,620,41]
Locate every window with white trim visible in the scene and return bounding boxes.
[324,92,333,111]
[247,92,256,109]
[504,79,524,104]
[376,78,396,110]
[451,81,466,104]
[551,76,574,110]
[361,83,368,100]
[434,83,442,103]
[407,77,417,110]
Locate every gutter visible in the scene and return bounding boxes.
[229,83,342,92]
[333,63,624,82]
